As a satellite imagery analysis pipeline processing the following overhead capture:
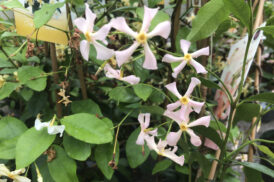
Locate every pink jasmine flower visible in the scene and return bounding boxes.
[162,39,209,78]
[145,135,184,166]
[74,3,114,61]
[165,77,204,115]
[136,113,157,145]
[204,138,219,150]
[104,64,140,85]
[111,6,171,69]
[0,164,30,182]
[164,110,210,146]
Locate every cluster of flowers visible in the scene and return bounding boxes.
[72,4,212,166]
[32,4,212,167]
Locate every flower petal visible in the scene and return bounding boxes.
[115,41,140,67]
[147,21,171,39]
[191,47,209,58]
[148,128,158,136]
[180,39,191,55]
[34,119,49,131]
[104,64,120,79]
[165,82,182,99]
[162,54,182,63]
[188,99,204,113]
[121,75,140,85]
[166,130,182,146]
[164,110,182,125]
[143,43,157,70]
[172,61,187,78]
[204,138,219,150]
[144,135,158,152]
[73,17,87,33]
[185,77,200,96]
[14,176,31,182]
[187,128,201,146]
[0,164,10,176]
[47,125,65,137]
[111,17,137,37]
[93,24,112,42]
[188,116,210,128]
[85,3,96,32]
[138,113,145,126]
[166,101,181,111]
[144,113,151,128]
[141,6,159,32]
[136,131,146,145]
[163,150,184,166]
[93,41,114,60]
[189,59,207,74]
[80,40,90,61]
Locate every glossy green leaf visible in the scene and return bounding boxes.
[48,145,78,182]
[126,128,150,168]
[0,0,23,9]
[34,155,54,182]
[187,0,229,41]
[224,0,251,30]
[234,103,261,125]
[244,167,263,182]
[258,26,274,37]
[152,159,172,175]
[34,2,65,28]
[63,133,91,161]
[18,66,47,91]
[236,162,274,178]
[109,86,139,103]
[255,145,274,159]
[61,113,113,144]
[243,93,274,104]
[194,126,222,148]
[71,99,102,116]
[16,128,56,169]
[133,84,153,101]
[0,137,18,159]
[94,143,119,180]
[199,76,222,90]
[0,82,20,100]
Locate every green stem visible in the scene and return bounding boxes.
[0,46,18,68]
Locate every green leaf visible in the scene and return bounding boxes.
[126,128,150,168]
[0,32,19,39]
[243,93,274,104]
[48,145,78,182]
[34,156,54,182]
[0,137,18,159]
[61,113,113,144]
[236,161,274,178]
[194,126,222,148]
[0,116,27,140]
[16,128,56,169]
[199,76,222,90]
[152,159,172,175]
[258,26,274,38]
[0,82,20,100]
[175,165,189,174]
[136,8,170,32]
[71,99,102,116]
[133,58,149,82]
[18,66,47,91]
[94,143,119,180]
[255,145,274,159]
[133,84,153,101]
[243,167,263,182]
[109,86,139,103]
[0,0,23,9]
[34,2,65,28]
[223,0,251,30]
[234,103,261,125]
[63,133,91,161]
[187,0,229,41]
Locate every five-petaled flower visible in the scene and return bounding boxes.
[34,115,65,137]
[74,3,114,61]
[164,110,210,146]
[145,135,184,166]
[162,39,209,78]
[104,63,140,85]
[136,113,157,145]
[111,6,171,70]
[165,77,204,116]
[0,164,30,182]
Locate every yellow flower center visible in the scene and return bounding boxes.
[136,32,147,44]
[8,173,15,179]
[85,32,93,42]
[49,115,56,126]
[180,123,188,131]
[158,148,165,156]
[180,96,189,105]
[184,54,192,63]
[119,70,124,78]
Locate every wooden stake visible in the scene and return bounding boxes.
[50,43,62,118]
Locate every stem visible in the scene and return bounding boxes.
[0,46,18,68]
[170,0,182,51]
